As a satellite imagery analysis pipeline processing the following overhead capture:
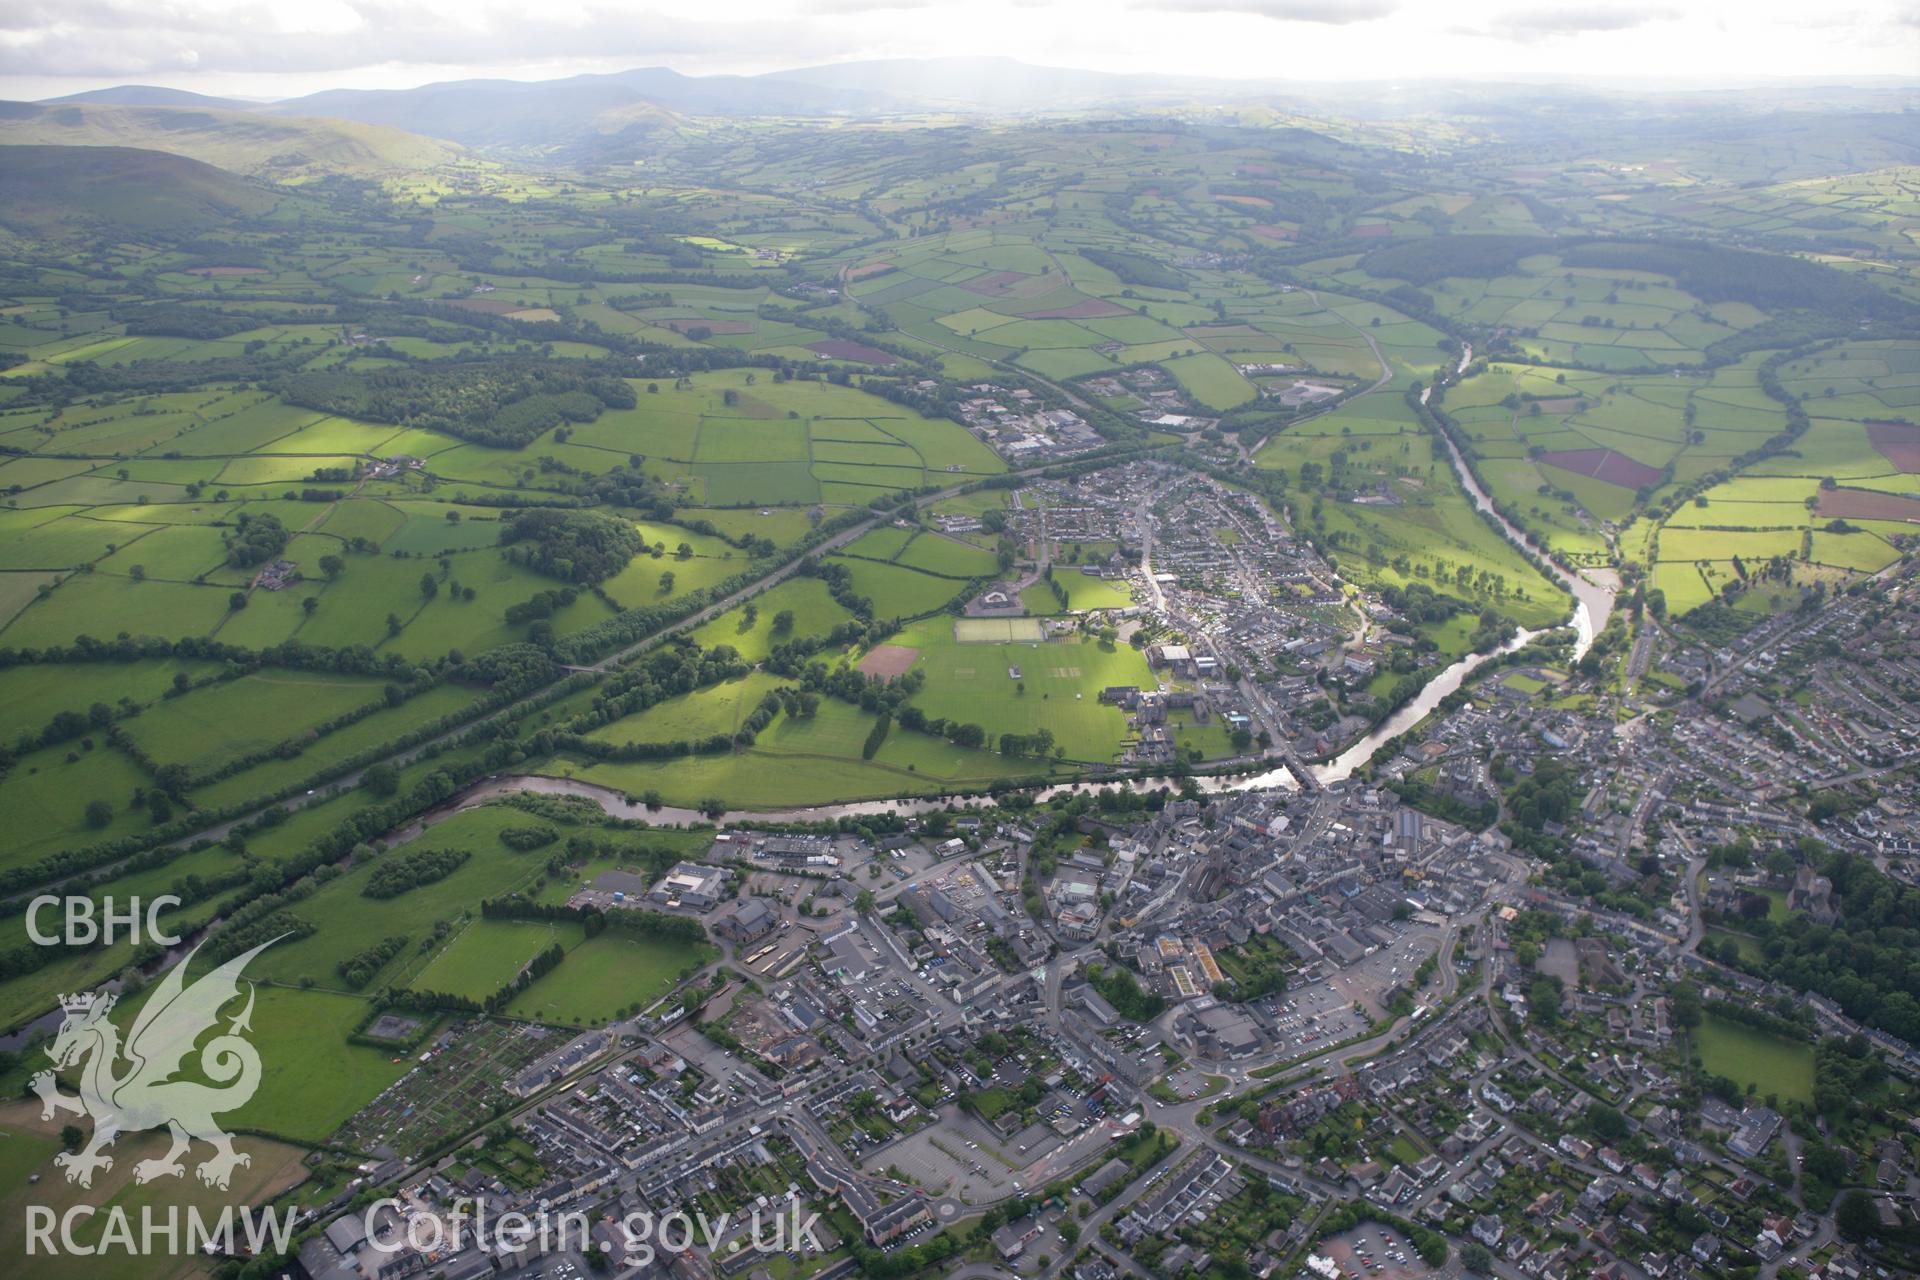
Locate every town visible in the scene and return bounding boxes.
[2,18,1918,1280]
[293,532,1920,1280]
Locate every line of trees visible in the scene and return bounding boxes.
[362,847,471,899]
[479,895,710,945]
[337,935,410,990]
[488,942,566,1011]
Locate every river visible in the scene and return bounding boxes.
[421,770,1271,833]
[0,613,1541,1041]
[423,611,1538,837]
[1430,344,1615,661]
[1436,425,1614,661]
[7,376,1629,1059]
[8,344,1619,1041]
[383,339,1611,830]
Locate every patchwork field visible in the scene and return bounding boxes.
[0,83,1915,1190]
[1262,390,1573,626]
[569,696,1040,807]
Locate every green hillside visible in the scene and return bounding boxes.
[0,144,281,235]
[0,101,463,178]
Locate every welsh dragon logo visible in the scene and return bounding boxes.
[32,936,282,1191]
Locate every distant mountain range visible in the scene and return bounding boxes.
[12,58,1242,161]
[272,56,1253,127]
[49,85,254,111]
[252,57,1258,154]
[15,58,1920,169]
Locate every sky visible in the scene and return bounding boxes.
[2,0,1918,101]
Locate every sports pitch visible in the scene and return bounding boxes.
[954,617,1045,642]
[890,617,1156,761]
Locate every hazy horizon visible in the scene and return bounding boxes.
[5,0,1920,104]
[22,60,1920,110]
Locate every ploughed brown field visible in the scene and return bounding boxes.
[1818,487,1920,522]
[1867,421,1920,473]
[1019,297,1131,319]
[1538,447,1662,489]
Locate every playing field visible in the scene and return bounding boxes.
[893,616,1156,761]
[858,644,920,678]
[1051,569,1135,611]
[955,617,1045,642]
[503,931,715,1026]
[1696,1012,1815,1105]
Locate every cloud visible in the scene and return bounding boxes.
[3,0,1914,91]
[1479,2,1681,38]
[799,0,934,10]
[0,1,842,78]
[1133,0,1397,24]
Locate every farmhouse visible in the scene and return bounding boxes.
[366,455,422,480]
[255,559,300,591]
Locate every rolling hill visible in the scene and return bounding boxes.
[45,63,1920,172]
[0,144,282,236]
[258,58,1246,151]
[0,101,463,179]
[48,85,252,110]
[267,69,769,153]
[759,56,1209,111]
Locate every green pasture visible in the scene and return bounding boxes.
[1695,1012,1815,1105]
[887,616,1155,762]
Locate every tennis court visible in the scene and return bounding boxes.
[954,617,1045,643]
